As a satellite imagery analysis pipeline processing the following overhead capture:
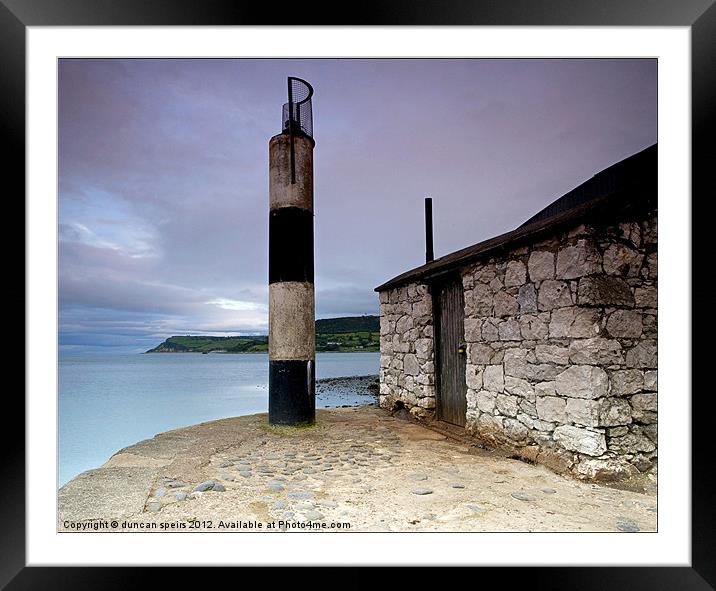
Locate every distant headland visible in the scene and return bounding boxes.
[146,315,379,353]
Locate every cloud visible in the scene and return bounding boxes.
[58,58,656,351]
[206,298,267,312]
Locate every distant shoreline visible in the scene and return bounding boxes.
[145,316,380,354]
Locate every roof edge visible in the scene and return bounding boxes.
[375,145,657,293]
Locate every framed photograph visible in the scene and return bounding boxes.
[10,0,711,587]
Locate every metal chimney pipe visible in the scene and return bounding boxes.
[425,197,434,263]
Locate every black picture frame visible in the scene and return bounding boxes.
[7,0,711,587]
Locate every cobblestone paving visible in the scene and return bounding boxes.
[59,407,657,533]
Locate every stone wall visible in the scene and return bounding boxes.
[378,207,657,481]
[378,283,436,418]
[461,210,657,480]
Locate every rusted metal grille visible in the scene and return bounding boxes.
[283,77,314,183]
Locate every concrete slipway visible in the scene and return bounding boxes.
[58,406,656,533]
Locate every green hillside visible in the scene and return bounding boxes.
[147,335,269,354]
[146,315,379,354]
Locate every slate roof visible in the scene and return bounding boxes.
[375,144,657,292]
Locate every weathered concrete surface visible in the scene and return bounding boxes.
[269,133,314,210]
[58,407,656,532]
[58,467,159,522]
[268,281,315,360]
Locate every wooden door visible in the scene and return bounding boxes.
[435,277,467,426]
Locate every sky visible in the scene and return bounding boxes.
[59,58,657,353]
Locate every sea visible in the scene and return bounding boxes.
[58,351,379,487]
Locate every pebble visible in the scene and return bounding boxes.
[319,500,339,508]
[616,519,640,532]
[266,483,285,491]
[287,491,314,500]
[304,510,325,521]
[193,480,223,492]
[219,461,231,468]
[296,502,314,510]
[282,511,295,518]
[511,491,537,502]
[239,471,251,478]
[166,480,187,489]
[222,475,235,482]
[172,491,188,502]
[412,488,433,495]
[467,504,486,513]
[188,491,202,500]
[272,501,288,510]
[302,468,315,474]
[409,473,428,481]
[147,501,161,513]
[154,488,167,498]
[450,484,465,489]
[541,488,557,494]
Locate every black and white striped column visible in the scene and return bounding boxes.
[268,131,316,425]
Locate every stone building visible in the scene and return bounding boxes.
[375,145,657,481]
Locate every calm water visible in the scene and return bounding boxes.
[59,352,379,487]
